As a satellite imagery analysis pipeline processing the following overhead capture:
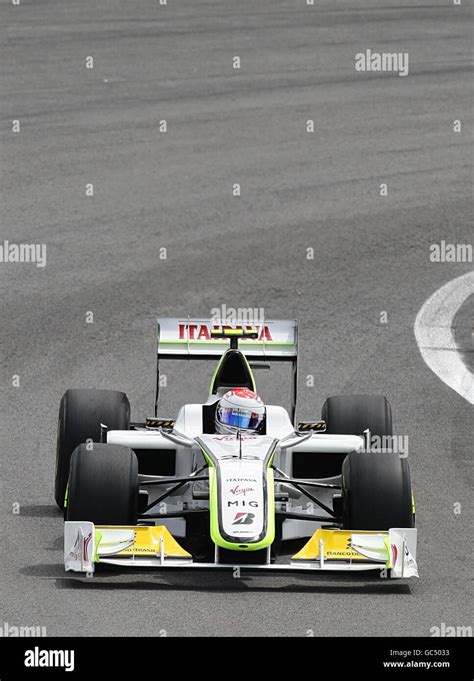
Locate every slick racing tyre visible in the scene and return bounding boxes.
[66,443,138,525]
[342,450,414,530]
[55,388,130,509]
[322,394,392,437]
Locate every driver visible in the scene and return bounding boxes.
[215,388,265,435]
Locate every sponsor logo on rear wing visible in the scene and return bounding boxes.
[156,318,298,358]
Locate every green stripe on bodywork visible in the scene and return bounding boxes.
[94,530,102,563]
[383,535,391,568]
[209,349,256,394]
[200,442,276,552]
[215,329,257,337]
[208,466,221,546]
[63,482,69,508]
[159,340,294,346]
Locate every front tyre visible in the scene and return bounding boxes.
[66,443,138,525]
[55,388,130,509]
[342,451,413,530]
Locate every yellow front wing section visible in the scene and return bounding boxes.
[292,528,384,562]
[96,525,191,559]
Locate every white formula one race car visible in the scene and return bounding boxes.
[57,318,418,578]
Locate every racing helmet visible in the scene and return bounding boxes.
[215,388,265,435]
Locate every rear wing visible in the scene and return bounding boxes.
[155,318,299,420]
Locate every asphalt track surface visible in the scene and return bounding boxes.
[1,0,473,636]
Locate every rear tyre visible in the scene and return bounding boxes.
[342,451,413,530]
[66,443,138,525]
[55,389,130,509]
[322,394,392,437]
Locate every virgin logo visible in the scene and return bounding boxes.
[230,485,254,496]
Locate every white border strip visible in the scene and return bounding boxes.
[414,272,474,404]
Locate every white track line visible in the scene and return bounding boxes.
[414,272,474,404]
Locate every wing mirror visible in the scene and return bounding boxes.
[159,428,195,448]
[278,430,313,450]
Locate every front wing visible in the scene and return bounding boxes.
[64,522,418,579]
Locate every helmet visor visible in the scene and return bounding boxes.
[218,407,263,431]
